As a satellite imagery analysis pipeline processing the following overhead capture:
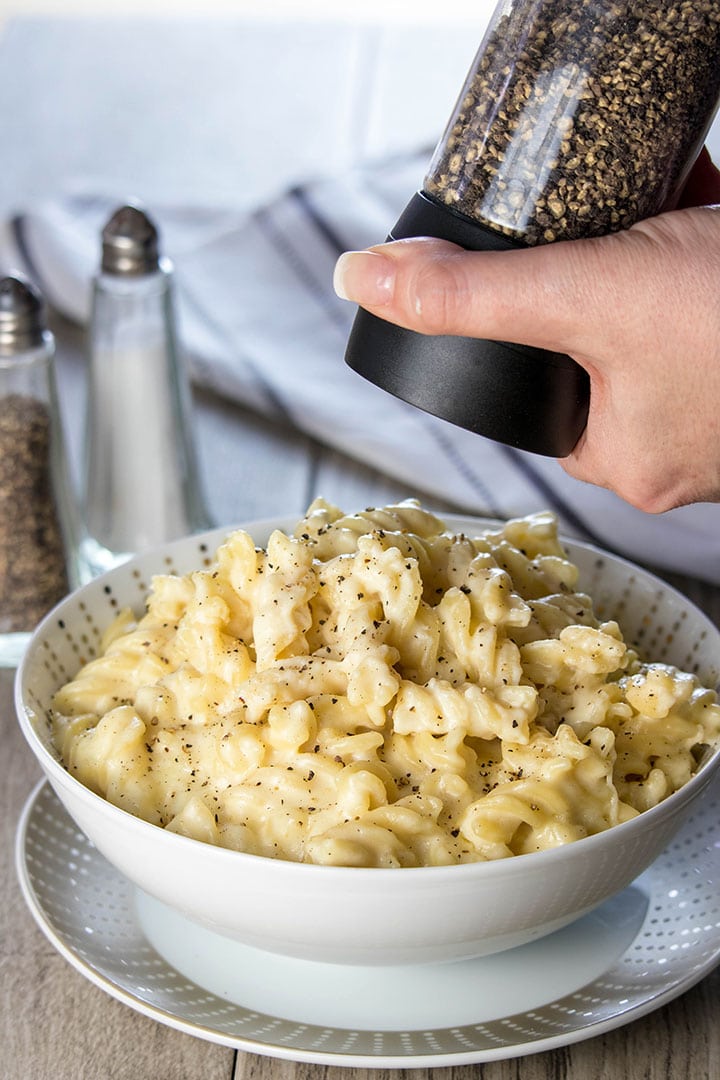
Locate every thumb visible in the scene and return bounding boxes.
[332,232,640,358]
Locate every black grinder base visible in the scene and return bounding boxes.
[343,192,590,458]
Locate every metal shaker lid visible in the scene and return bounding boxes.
[0,273,47,356]
[101,204,161,276]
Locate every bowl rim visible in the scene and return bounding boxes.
[15,511,720,879]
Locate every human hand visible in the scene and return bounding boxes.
[333,151,720,513]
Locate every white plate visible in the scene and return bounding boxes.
[15,778,720,1068]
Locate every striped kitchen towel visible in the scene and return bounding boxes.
[2,151,720,583]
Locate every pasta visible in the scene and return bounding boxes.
[51,500,720,867]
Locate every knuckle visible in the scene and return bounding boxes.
[623,486,677,514]
[561,446,678,513]
[618,487,661,514]
[406,258,468,336]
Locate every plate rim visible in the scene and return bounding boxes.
[14,778,720,1069]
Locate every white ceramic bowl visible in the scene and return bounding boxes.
[15,515,720,966]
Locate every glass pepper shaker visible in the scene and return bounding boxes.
[0,274,79,666]
[345,0,720,457]
[80,204,212,578]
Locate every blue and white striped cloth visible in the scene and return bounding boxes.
[3,152,720,583]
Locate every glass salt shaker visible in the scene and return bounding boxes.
[0,274,80,667]
[80,204,212,578]
[345,0,720,457]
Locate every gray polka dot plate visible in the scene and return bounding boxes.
[16,776,720,1068]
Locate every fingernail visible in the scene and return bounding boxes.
[333,251,395,305]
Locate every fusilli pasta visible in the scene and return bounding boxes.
[52,500,720,867]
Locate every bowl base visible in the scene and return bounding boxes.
[135,886,647,1030]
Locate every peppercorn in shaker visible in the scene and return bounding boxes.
[0,275,79,666]
[345,0,720,456]
[80,204,211,578]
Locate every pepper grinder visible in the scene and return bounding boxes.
[345,0,720,456]
[80,204,211,578]
[0,274,79,666]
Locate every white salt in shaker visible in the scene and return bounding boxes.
[80,204,211,577]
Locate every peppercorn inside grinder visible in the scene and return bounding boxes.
[0,275,80,665]
[345,0,720,456]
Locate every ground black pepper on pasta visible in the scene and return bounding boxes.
[0,393,69,631]
[425,0,720,244]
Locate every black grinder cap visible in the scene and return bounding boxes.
[343,191,590,458]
